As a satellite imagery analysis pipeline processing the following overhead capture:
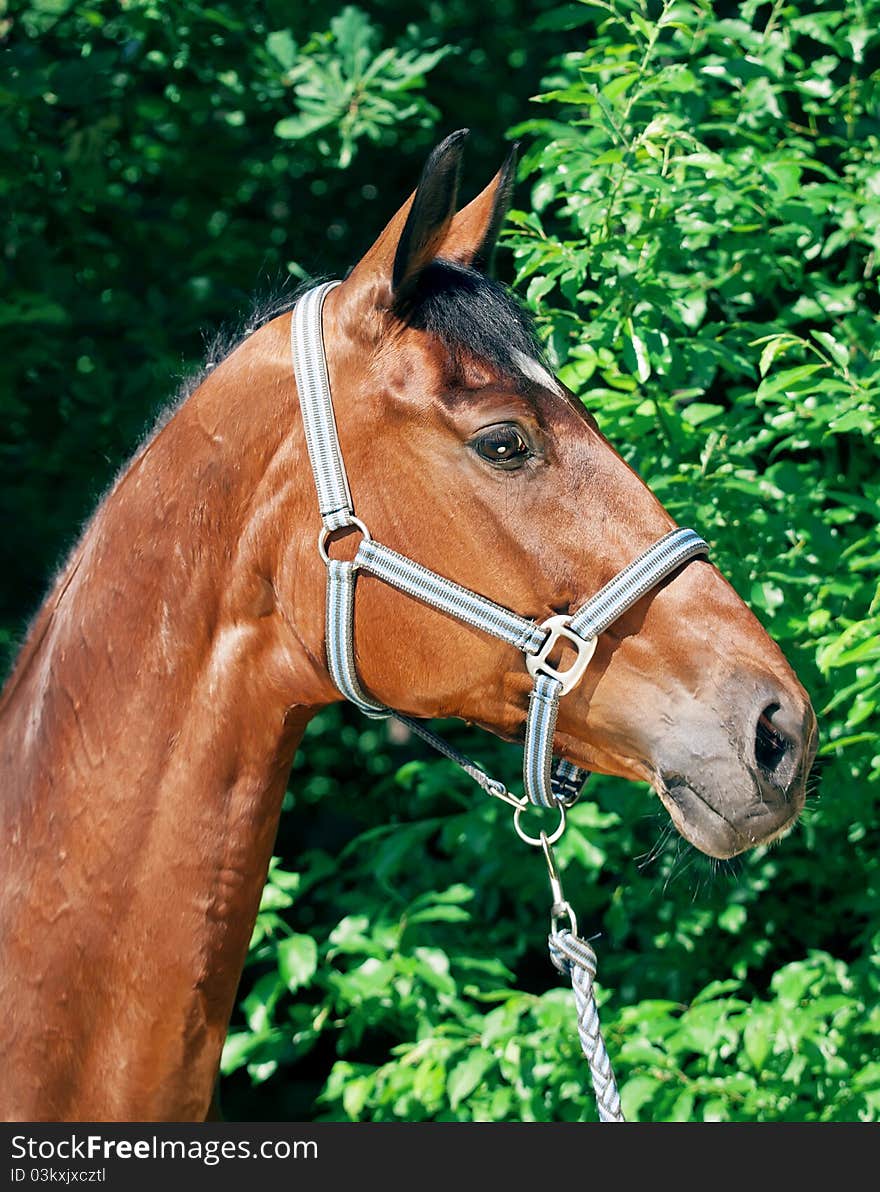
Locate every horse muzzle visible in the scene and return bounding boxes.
[654,684,818,859]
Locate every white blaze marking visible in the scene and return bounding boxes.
[511,349,564,397]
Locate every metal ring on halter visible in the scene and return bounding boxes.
[317,517,372,565]
[513,801,566,847]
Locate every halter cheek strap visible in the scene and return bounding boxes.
[292,281,709,809]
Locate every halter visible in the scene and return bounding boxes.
[292,281,709,810]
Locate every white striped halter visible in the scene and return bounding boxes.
[292,281,709,812]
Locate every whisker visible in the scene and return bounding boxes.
[637,818,676,870]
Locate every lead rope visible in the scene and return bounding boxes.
[541,829,625,1122]
[549,930,624,1122]
[509,816,625,1122]
[400,709,627,1119]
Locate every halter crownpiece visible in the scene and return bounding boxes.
[292,280,709,809]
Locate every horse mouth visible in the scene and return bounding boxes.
[655,774,804,860]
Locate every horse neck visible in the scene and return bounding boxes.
[0,314,333,1120]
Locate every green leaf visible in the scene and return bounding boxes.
[680,402,723,427]
[220,1032,259,1075]
[623,319,651,382]
[266,30,298,70]
[448,1050,493,1109]
[601,73,639,102]
[743,1007,774,1071]
[670,1089,695,1121]
[758,336,794,377]
[810,330,850,370]
[829,407,875,435]
[719,904,747,933]
[407,905,472,924]
[757,364,827,400]
[620,1075,660,1120]
[342,1076,371,1119]
[277,934,318,992]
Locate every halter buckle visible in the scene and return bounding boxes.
[526,614,596,696]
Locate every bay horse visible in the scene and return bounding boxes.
[0,131,817,1122]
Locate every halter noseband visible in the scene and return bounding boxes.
[292,281,709,809]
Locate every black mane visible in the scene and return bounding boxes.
[178,261,540,418]
[393,260,544,375]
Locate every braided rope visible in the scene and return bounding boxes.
[548,928,625,1123]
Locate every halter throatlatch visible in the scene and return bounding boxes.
[292,280,709,810]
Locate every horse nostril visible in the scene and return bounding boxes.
[754,702,795,785]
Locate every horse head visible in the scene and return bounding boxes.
[300,130,817,860]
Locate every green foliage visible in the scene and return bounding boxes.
[4,0,879,1123]
[269,7,453,167]
[506,0,880,952]
[0,0,454,638]
[613,950,880,1121]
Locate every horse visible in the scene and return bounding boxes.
[0,130,817,1122]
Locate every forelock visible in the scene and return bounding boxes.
[392,260,544,377]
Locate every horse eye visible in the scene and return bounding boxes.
[471,425,532,469]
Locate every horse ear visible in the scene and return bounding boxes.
[391,129,468,294]
[341,129,469,304]
[441,143,518,274]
